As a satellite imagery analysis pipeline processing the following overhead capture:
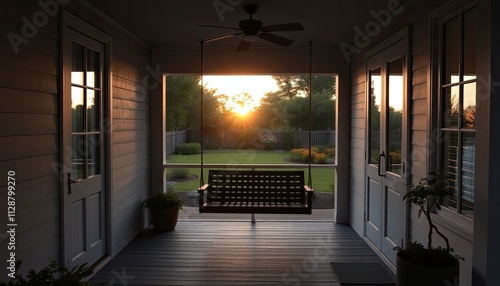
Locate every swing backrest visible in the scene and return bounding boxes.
[205,170,307,205]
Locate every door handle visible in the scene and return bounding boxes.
[67,173,77,194]
[378,151,385,177]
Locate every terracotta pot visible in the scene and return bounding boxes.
[151,207,179,232]
[396,251,460,286]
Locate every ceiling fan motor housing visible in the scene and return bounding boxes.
[239,19,263,35]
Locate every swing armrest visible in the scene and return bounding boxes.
[304,186,313,209]
[198,184,209,192]
[198,184,209,206]
[304,186,313,193]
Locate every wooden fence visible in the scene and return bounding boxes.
[177,129,335,151]
[166,130,187,154]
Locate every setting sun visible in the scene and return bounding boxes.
[235,104,252,116]
[203,75,278,115]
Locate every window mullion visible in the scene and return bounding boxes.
[83,46,89,179]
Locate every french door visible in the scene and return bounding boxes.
[365,36,408,266]
[62,23,108,268]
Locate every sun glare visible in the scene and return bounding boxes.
[235,105,252,116]
[203,75,278,115]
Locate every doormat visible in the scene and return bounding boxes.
[330,262,396,285]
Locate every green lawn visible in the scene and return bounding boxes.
[166,149,335,192]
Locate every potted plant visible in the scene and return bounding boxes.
[143,189,184,232]
[396,170,463,286]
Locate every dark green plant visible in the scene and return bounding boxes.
[174,143,201,155]
[170,168,189,179]
[396,170,464,267]
[283,128,298,149]
[143,191,184,210]
[0,260,93,286]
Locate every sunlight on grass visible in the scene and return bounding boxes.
[166,150,335,193]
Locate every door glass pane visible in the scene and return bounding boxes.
[87,90,100,132]
[463,8,477,81]
[72,87,85,133]
[87,49,100,88]
[72,43,84,85]
[442,86,460,128]
[369,68,382,164]
[72,135,85,180]
[387,58,403,175]
[441,131,459,210]
[88,135,100,177]
[463,82,476,128]
[443,16,459,85]
[461,132,475,218]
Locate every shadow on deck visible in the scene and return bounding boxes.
[90,214,394,286]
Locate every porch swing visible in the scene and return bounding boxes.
[197,42,315,221]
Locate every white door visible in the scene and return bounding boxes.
[63,29,107,268]
[365,38,407,265]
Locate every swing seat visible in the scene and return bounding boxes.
[198,170,313,215]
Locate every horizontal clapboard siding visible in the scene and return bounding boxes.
[60,0,152,257]
[349,53,366,236]
[0,0,61,274]
[110,41,151,255]
[0,0,152,275]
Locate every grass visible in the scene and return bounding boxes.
[166,149,335,192]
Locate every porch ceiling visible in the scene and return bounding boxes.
[83,0,397,49]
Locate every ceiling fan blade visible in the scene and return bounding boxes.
[261,23,304,32]
[237,39,251,51]
[203,32,243,43]
[258,33,295,47]
[198,24,241,31]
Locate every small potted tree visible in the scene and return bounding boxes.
[143,187,184,232]
[396,170,463,286]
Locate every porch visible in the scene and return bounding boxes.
[89,218,394,285]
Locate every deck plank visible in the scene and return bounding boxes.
[90,220,392,285]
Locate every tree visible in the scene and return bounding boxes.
[166,76,200,131]
[166,76,228,131]
[257,75,336,130]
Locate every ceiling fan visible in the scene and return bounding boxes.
[199,4,304,51]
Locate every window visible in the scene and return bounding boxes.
[438,6,477,219]
[71,43,102,180]
[164,75,337,195]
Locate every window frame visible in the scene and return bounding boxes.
[430,0,477,235]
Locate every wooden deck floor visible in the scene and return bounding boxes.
[90,217,394,285]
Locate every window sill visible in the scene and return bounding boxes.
[432,208,474,243]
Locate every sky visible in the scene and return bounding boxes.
[203,75,279,115]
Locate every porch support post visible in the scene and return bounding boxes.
[150,53,166,195]
[472,0,500,285]
[334,51,350,224]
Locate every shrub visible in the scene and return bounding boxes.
[175,143,200,155]
[290,149,304,162]
[289,147,335,164]
[258,132,278,150]
[170,168,189,179]
[283,128,298,149]
[313,153,327,164]
[300,149,317,162]
[389,149,401,164]
[323,148,336,158]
